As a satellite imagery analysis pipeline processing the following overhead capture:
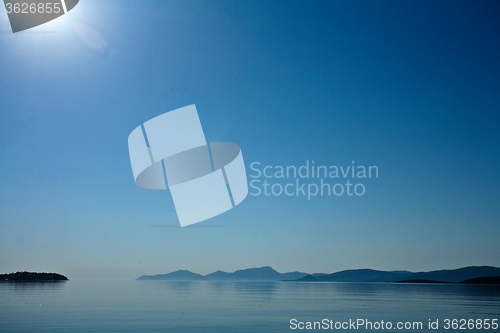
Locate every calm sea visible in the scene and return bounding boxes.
[0,281,499,332]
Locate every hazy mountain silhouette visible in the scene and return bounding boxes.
[137,266,308,281]
[293,269,412,282]
[294,266,500,283]
[137,266,500,283]
[137,270,204,281]
[404,266,500,283]
[204,266,307,281]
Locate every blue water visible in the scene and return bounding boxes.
[0,281,499,332]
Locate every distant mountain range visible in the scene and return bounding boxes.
[137,266,500,283]
[137,266,308,281]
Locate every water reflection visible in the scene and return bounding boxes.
[137,280,200,297]
[0,281,67,295]
[1,281,499,333]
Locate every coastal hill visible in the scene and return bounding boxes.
[0,271,68,282]
[137,266,308,281]
[293,268,412,283]
[397,276,500,284]
[293,266,500,283]
[460,276,500,285]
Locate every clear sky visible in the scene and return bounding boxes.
[0,0,499,280]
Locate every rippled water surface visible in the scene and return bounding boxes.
[1,281,499,332]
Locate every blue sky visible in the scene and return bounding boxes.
[0,0,499,279]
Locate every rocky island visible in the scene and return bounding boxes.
[0,271,68,282]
